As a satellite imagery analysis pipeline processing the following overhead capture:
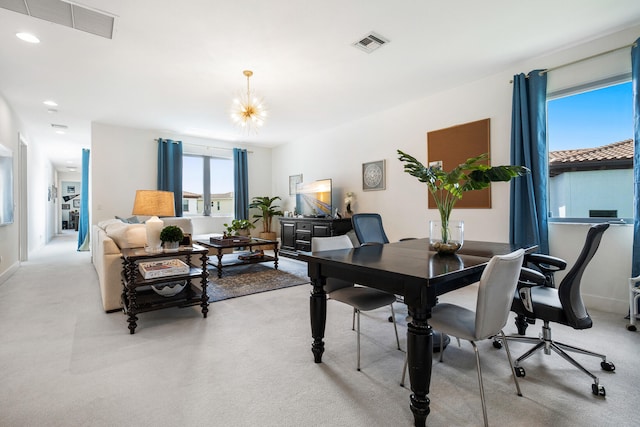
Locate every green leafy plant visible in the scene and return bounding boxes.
[224,219,256,236]
[159,225,184,243]
[249,196,284,233]
[397,149,529,245]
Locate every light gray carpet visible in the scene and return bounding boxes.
[0,234,638,426]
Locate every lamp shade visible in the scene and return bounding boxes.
[132,190,176,217]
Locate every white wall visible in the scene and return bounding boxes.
[0,93,21,283]
[273,67,517,243]
[0,92,56,284]
[90,122,273,236]
[272,25,640,314]
[549,169,633,218]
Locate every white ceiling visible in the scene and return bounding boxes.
[1,0,640,172]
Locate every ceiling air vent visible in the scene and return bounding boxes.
[353,32,389,53]
[0,0,116,39]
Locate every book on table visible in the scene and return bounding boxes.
[238,250,264,260]
[138,259,189,279]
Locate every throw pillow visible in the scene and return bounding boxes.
[115,215,140,224]
[105,223,147,249]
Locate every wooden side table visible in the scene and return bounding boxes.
[120,244,209,334]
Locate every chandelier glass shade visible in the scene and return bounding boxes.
[230,70,267,133]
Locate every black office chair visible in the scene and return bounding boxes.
[311,235,401,371]
[351,213,390,244]
[504,223,615,396]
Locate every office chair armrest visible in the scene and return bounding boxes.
[519,267,547,287]
[525,253,567,287]
[525,253,567,273]
[516,267,545,315]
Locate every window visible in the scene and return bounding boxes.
[182,154,234,217]
[547,80,633,222]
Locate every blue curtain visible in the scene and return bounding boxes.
[632,38,640,279]
[77,149,90,251]
[157,138,183,217]
[233,148,249,220]
[509,70,549,254]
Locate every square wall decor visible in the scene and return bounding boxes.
[362,160,385,191]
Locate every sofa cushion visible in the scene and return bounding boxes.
[105,222,147,249]
[98,218,124,229]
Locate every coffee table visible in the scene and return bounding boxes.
[195,237,279,278]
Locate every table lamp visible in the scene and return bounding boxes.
[132,190,176,253]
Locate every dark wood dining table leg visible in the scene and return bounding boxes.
[309,277,327,363]
[406,306,433,427]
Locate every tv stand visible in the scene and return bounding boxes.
[278,217,352,259]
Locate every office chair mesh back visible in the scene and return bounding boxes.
[352,213,389,244]
[557,222,609,329]
[475,249,525,339]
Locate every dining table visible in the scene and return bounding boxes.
[299,238,537,427]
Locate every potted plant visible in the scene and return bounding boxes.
[249,196,284,240]
[223,219,256,237]
[160,225,184,252]
[397,149,529,254]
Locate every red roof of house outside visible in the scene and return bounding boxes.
[549,139,633,164]
[548,139,633,176]
[182,191,233,199]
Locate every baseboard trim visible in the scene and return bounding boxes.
[0,260,21,286]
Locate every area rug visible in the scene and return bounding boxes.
[206,263,309,302]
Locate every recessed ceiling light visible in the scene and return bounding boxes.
[55,130,65,135]
[16,32,40,43]
[43,100,58,107]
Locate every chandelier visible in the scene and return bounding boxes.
[230,70,267,133]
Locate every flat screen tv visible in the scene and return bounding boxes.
[296,179,332,217]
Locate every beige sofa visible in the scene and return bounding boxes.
[91,217,193,312]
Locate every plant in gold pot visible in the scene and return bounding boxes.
[397,149,529,254]
[249,196,283,240]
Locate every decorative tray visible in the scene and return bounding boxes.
[138,259,189,279]
[210,236,251,246]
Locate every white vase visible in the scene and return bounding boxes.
[430,220,464,254]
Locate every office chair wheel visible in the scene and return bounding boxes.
[514,366,526,378]
[627,324,637,331]
[601,361,615,371]
[592,383,606,397]
[492,339,503,349]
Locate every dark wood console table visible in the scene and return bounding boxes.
[278,217,352,259]
[299,238,537,427]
